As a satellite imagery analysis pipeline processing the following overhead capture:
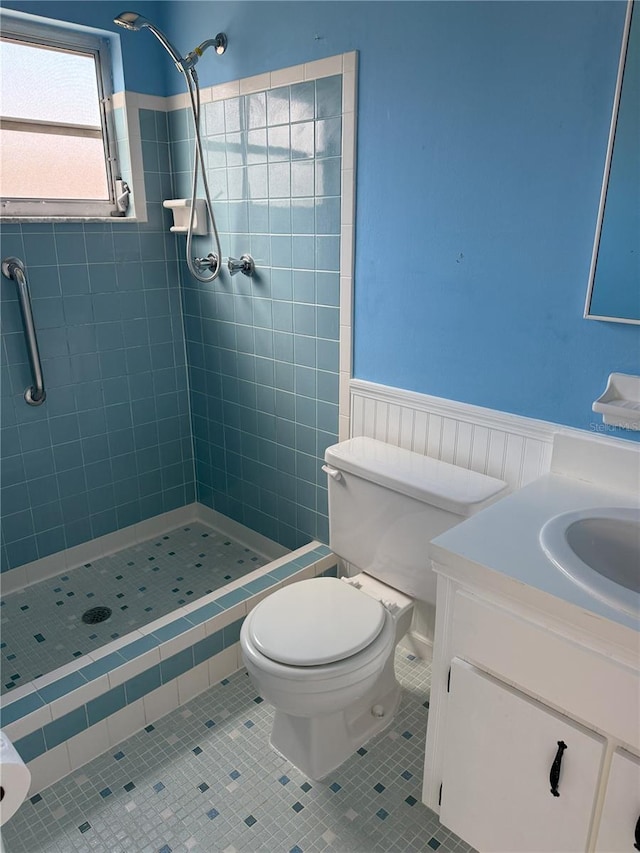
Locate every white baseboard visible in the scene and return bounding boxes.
[1,503,286,596]
[399,630,434,664]
[194,504,289,561]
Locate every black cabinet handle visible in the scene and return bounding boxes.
[634,814,640,850]
[549,740,567,797]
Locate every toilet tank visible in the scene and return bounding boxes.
[324,437,508,603]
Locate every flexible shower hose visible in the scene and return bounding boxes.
[183,67,223,283]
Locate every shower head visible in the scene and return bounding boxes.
[114,11,187,69]
[113,11,147,31]
[113,11,227,73]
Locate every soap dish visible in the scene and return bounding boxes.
[163,199,207,235]
[592,373,640,431]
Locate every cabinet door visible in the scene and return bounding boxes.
[440,658,605,853]
[595,748,640,852]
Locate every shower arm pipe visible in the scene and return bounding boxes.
[118,20,226,73]
[186,35,228,64]
[1,257,46,406]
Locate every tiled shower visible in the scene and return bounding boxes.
[0,51,352,795]
[173,74,343,548]
[1,70,344,574]
[0,110,192,572]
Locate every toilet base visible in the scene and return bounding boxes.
[269,655,402,780]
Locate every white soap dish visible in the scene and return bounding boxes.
[162,198,208,235]
[592,373,640,431]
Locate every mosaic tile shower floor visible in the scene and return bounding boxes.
[2,651,476,853]
[0,523,267,694]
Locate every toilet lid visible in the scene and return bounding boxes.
[248,577,386,666]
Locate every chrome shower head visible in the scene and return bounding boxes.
[114,11,189,70]
[113,10,227,72]
[113,11,147,31]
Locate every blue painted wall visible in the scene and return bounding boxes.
[6,1,637,437]
[1,0,638,574]
[156,1,639,439]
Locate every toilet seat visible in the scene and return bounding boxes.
[247,577,386,667]
[242,603,396,694]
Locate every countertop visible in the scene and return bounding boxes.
[430,472,640,636]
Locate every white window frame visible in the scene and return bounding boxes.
[0,13,123,219]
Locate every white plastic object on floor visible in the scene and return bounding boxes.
[0,730,31,827]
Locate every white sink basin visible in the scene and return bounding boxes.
[540,507,640,619]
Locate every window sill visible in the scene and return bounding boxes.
[0,215,141,224]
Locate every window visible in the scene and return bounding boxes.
[0,15,124,218]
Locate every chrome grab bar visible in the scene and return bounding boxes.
[2,256,46,406]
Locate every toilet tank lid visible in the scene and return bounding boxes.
[325,437,509,517]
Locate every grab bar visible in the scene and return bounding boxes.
[2,256,46,406]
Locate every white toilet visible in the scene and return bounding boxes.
[240,437,508,780]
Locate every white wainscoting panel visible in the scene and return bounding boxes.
[350,380,556,490]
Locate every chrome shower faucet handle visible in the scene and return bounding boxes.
[227,255,255,277]
[193,253,220,274]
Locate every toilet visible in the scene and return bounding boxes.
[240,437,508,780]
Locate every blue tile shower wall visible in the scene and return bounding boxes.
[0,108,195,572]
[171,78,342,549]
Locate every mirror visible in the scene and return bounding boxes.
[585,0,639,325]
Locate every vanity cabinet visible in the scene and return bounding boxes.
[423,577,640,853]
[594,749,640,853]
[440,659,604,853]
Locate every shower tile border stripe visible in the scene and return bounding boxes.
[2,543,336,795]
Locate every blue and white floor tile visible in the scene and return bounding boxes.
[1,523,267,694]
[2,651,476,853]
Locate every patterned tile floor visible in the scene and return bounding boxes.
[0,523,267,695]
[2,651,476,853]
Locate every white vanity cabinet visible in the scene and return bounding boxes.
[440,659,605,853]
[594,749,640,853]
[423,577,640,853]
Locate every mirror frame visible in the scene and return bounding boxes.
[584,0,639,325]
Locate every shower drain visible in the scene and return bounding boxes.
[82,606,112,625]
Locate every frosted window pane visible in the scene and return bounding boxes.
[1,39,101,127]
[0,129,109,199]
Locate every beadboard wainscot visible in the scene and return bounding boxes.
[350,379,556,489]
[349,379,638,659]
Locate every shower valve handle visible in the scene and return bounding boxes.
[193,253,220,274]
[227,255,255,278]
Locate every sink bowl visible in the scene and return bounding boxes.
[540,507,640,619]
